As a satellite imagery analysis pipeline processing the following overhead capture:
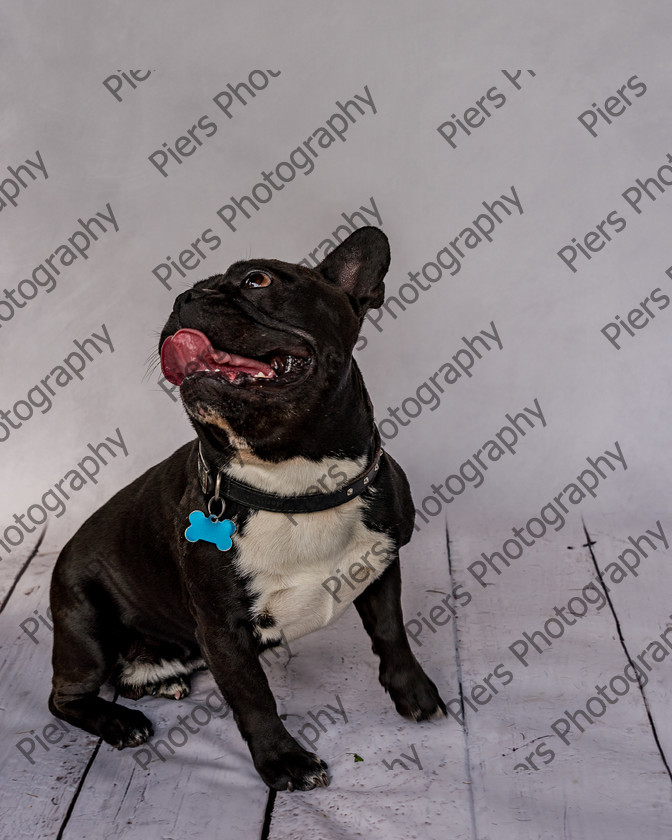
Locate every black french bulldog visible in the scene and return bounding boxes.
[49,227,446,792]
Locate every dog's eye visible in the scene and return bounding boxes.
[242,271,272,289]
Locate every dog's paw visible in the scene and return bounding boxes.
[101,708,154,749]
[118,675,191,701]
[386,668,447,722]
[256,749,330,792]
[154,676,191,700]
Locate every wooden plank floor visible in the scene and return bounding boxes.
[1,514,671,839]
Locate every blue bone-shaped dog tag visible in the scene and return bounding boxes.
[185,510,236,551]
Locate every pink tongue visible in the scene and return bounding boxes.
[160,328,274,386]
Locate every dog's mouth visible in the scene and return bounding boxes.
[160,328,312,388]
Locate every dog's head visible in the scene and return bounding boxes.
[159,226,389,457]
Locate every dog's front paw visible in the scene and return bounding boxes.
[101,707,154,749]
[385,666,447,722]
[256,748,330,792]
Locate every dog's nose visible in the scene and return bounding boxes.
[175,290,193,309]
[175,288,219,311]
[172,291,199,327]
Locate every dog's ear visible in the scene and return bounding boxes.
[317,227,389,312]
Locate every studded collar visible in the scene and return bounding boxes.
[197,426,383,515]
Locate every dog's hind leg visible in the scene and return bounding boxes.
[113,638,207,701]
[49,565,154,749]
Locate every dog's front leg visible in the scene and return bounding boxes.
[354,556,447,721]
[185,573,329,791]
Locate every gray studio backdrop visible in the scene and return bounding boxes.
[2,1,671,606]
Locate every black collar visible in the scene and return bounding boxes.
[197,427,383,514]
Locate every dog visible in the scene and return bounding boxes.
[49,226,446,792]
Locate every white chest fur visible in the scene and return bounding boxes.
[224,451,393,645]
